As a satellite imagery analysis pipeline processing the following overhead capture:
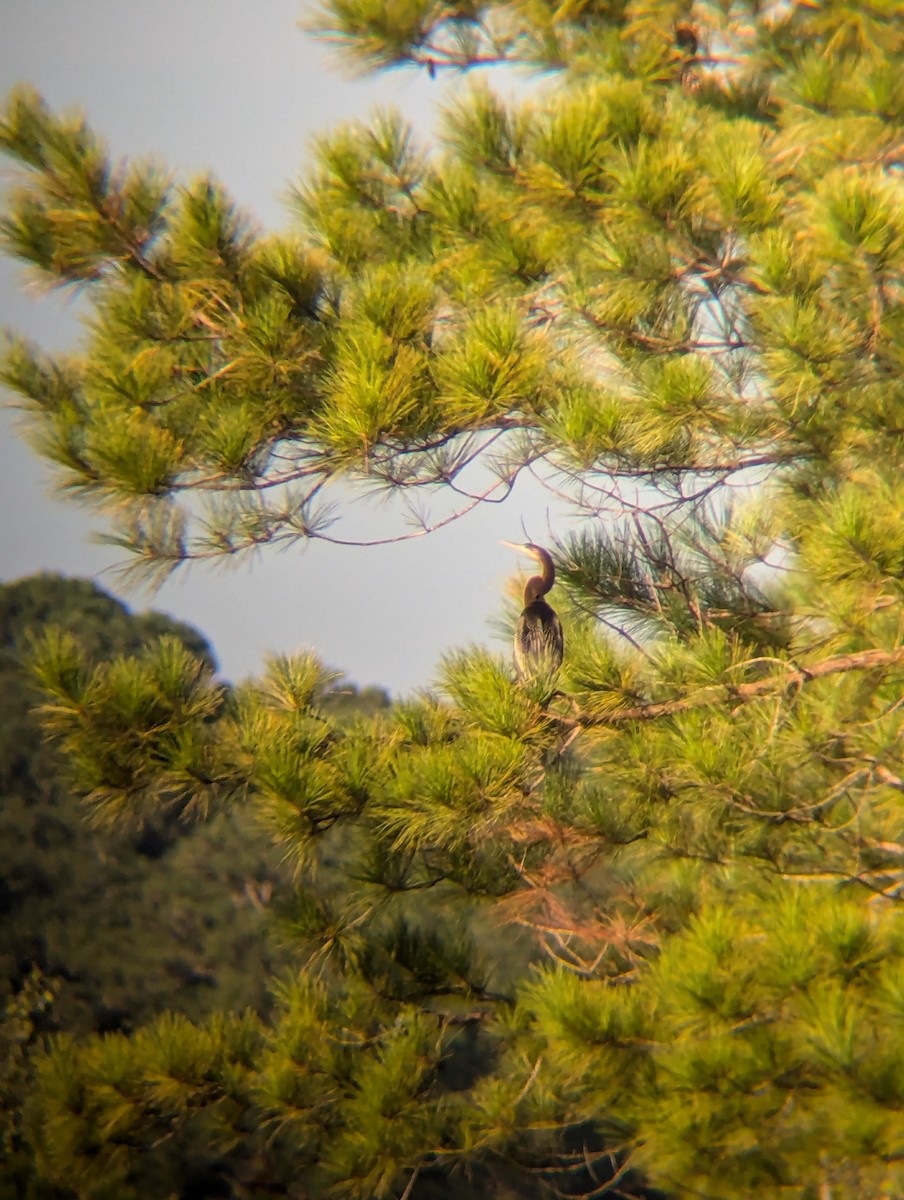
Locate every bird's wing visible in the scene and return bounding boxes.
[515,609,564,675]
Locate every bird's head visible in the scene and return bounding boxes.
[500,540,547,564]
[500,541,556,601]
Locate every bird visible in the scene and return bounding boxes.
[501,541,564,680]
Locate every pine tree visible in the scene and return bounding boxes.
[1,1,903,1197]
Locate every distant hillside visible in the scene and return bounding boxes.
[0,574,288,1035]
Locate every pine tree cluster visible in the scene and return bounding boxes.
[1,1,902,1197]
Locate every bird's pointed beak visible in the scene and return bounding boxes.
[500,539,525,552]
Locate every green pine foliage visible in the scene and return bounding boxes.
[2,1,903,1197]
[0,577,292,1199]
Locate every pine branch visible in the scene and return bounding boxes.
[567,648,904,728]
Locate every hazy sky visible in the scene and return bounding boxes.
[0,1,570,693]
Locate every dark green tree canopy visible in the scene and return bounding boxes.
[1,1,903,1198]
[0,575,284,1030]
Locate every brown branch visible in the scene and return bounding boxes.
[567,648,904,729]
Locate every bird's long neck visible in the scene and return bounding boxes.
[523,548,555,605]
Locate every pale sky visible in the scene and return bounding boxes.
[0,1,571,693]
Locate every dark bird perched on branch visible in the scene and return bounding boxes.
[501,541,564,679]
